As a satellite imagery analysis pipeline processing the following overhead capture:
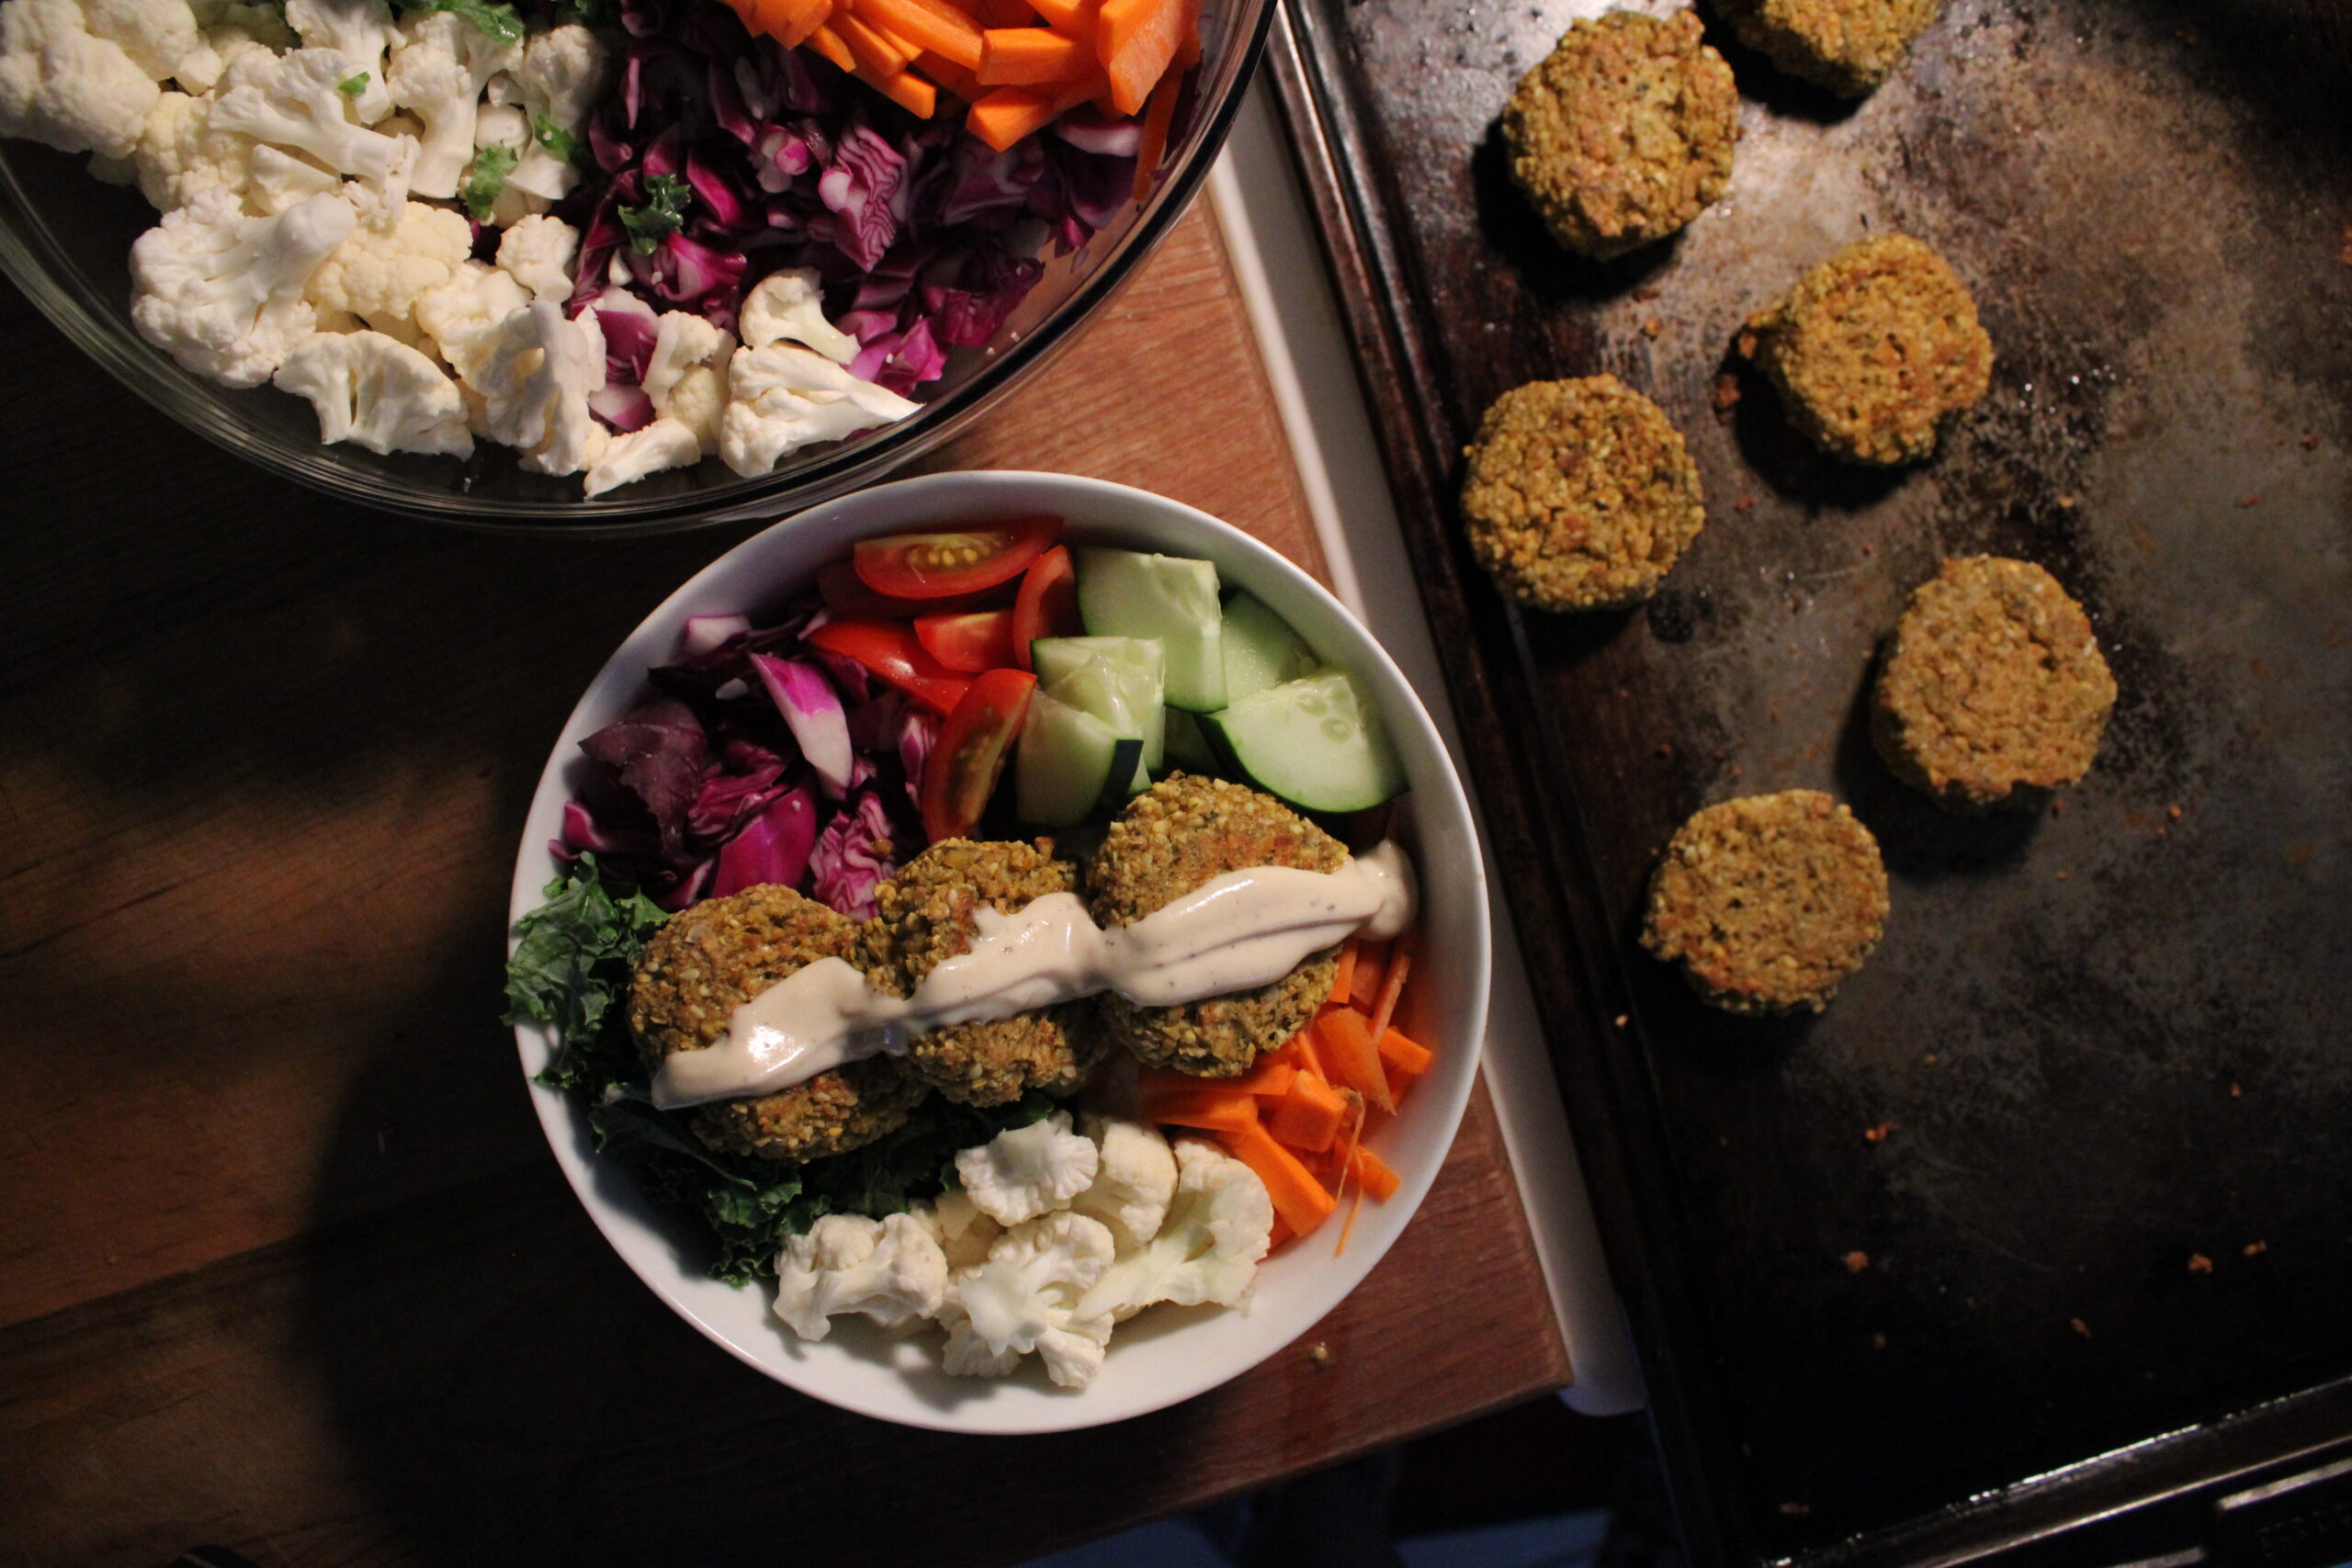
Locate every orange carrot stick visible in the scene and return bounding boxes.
[913,47,984,98]
[1374,1025,1432,1077]
[1267,1071,1348,1153]
[806,21,858,70]
[1130,63,1179,199]
[833,11,914,73]
[1095,0,1182,114]
[1330,1092,1364,1253]
[1369,934,1412,1042]
[856,64,937,116]
[1274,1029,1328,1084]
[1027,0,1098,36]
[1330,942,1358,1010]
[1347,1142,1402,1201]
[978,26,1091,84]
[859,0,987,68]
[1312,1007,1394,1115]
[1141,1089,1259,1134]
[776,0,834,48]
[1348,939,1387,1010]
[965,85,1057,149]
[1231,1122,1338,1236]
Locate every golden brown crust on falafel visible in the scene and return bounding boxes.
[1642,790,1889,1015]
[1871,556,2117,812]
[1716,0,1944,96]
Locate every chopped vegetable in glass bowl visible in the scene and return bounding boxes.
[0,0,1272,525]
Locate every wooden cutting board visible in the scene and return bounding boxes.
[0,199,1569,1568]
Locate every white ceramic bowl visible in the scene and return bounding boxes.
[508,470,1490,1433]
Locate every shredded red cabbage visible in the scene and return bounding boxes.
[560,603,922,916]
[557,0,1143,434]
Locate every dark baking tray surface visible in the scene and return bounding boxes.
[1265,0,2352,1561]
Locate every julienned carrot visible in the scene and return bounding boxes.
[1130,62,1178,199]
[1138,1055,1292,1099]
[1141,1089,1259,1134]
[1267,1070,1348,1153]
[966,86,1057,150]
[1273,1029,1327,1084]
[781,0,835,47]
[978,25,1091,84]
[858,64,938,117]
[806,20,858,70]
[834,10,914,73]
[858,0,987,67]
[1369,934,1412,1042]
[1374,1025,1432,1076]
[1230,1122,1338,1236]
[1349,939,1387,1010]
[1312,1007,1394,1115]
[1052,69,1110,112]
[1095,0,1184,115]
[1026,0,1098,36]
[915,47,984,99]
[1330,942,1358,1009]
[1346,1142,1401,1201]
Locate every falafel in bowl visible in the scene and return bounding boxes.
[505,470,1489,1433]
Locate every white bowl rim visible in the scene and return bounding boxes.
[507,469,1490,1433]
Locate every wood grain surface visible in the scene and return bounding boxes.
[0,199,1569,1568]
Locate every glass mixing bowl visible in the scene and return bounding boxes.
[0,2,1273,534]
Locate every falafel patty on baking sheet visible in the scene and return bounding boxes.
[864,838,1102,1106]
[1502,8,1737,260]
[1460,375,1707,613]
[1872,556,2118,813]
[1715,0,1944,96]
[1088,774,1350,1076]
[629,884,929,1162]
[1642,790,1890,1016]
[1741,233,1994,465]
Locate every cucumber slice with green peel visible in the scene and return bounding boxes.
[1016,693,1146,826]
[1034,635,1166,780]
[1074,547,1226,712]
[1159,708,1219,775]
[1032,636,1164,690]
[1219,591,1319,705]
[1201,668,1408,814]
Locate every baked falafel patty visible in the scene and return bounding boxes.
[628,884,926,1162]
[864,838,1101,1106]
[1715,0,1943,96]
[1872,556,2117,812]
[1461,376,1706,613]
[1502,8,1736,260]
[1741,233,1992,465]
[1642,790,1889,1015]
[1087,775,1349,1076]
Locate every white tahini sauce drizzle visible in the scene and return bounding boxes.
[650,841,1419,1110]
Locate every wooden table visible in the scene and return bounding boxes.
[0,200,1569,1568]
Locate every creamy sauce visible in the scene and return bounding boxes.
[650,841,1419,1110]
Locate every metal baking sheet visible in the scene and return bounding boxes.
[1265,0,2352,1560]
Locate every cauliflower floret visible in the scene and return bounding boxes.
[282,0,390,121]
[1070,1114,1179,1254]
[172,21,282,94]
[771,1212,948,1343]
[738,267,859,365]
[643,310,733,451]
[493,212,576,302]
[582,417,700,498]
[273,327,471,456]
[130,88,252,210]
[129,184,353,386]
[939,1211,1116,1390]
[75,0,204,83]
[208,44,403,181]
[912,1187,1005,1270]
[955,1111,1100,1227]
[0,0,167,159]
[463,299,607,476]
[304,197,469,334]
[383,9,519,198]
[718,342,920,479]
[414,258,528,379]
[504,21,603,201]
[1080,1138,1275,1325]
[247,142,337,211]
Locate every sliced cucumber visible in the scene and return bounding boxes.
[1074,547,1226,712]
[1033,636,1164,788]
[1016,692,1146,827]
[1201,668,1408,814]
[1219,591,1319,705]
[1159,708,1219,775]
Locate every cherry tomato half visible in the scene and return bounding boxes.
[921,668,1036,845]
[1009,545,1082,671]
[914,610,1017,673]
[804,619,972,716]
[852,515,1061,600]
[815,560,1012,621]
